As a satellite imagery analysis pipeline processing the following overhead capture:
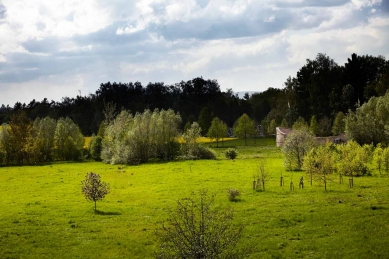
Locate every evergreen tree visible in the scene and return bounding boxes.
[332,111,345,135]
[309,115,318,136]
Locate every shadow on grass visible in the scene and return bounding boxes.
[95,210,121,216]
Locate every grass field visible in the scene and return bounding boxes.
[1,138,389,258]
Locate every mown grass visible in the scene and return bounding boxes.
[1,138,389,258]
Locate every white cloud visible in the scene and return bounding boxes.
[0,0,388,106]
[1,0,112,57]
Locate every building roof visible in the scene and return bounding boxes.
[276,127,293,135]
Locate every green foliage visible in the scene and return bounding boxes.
[81,172,110,212]
[102,109,181,164]
[345,91,389,145]
[260,117,270,136]
[337,141,372,180]
[198,106,214,136]
[303,143,335,190]
[181,122,217,160]
[282,130,316,170]
[383,147,389,172]
[373,144,384,175]
[280,118,288,128]
[332,111,345,135]
[309,115,318,136]
[89,135,103,161]
[317,116,332,137]
[207,117,228,147]
[0,116,85,164]
[292,116,308,131]
[268,119,276,135]
[227,189,241,202]
[31,117,57,162]
[101,110,133,164]
[234,114,256,145]
[225,148,238,160]
[54,117,85,161]
[0,123,12,164]
[6,110,32,164]
[155,190,243,258]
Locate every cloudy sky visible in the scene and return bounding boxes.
[0,0,388,106]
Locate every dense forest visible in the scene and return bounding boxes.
[1,53,388,136]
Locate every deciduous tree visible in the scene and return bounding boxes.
[207,117,228,147]
[282,130,316,170]
[303,143,335,191]
[234,114,256,146]
[81,172,110,213]
[54,117,84,161]
[345,91,389,145]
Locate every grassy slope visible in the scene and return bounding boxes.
[1,138,389,258]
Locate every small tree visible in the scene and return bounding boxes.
[292,116,308,131]
[81,172,110,212]
[309,115,318,136]
[268,119,276,136]
[208,117,228,147]
[234,114,256,146]
[258,161,269,191]
[337,140,371,187]
[280,118,288,128]
[373,144,384,176]
[155,190,243,259]
[303,143,335,191]
[332,111,345,135]
[282,130,316,170]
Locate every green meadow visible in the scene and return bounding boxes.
[1,138,389,258]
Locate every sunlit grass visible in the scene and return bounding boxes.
[177,136,236,143]
[1,138,389,258]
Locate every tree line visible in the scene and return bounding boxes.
[0,110,84,165]
[0,52,387,139]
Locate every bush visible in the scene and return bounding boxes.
[179,145,217,160]
[227,189,241,202]
[155,190,243,258]
[225,148,238,160]
[156,141,180,161]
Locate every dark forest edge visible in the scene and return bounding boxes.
[0,52,388,138]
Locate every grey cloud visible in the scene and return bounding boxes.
[22,38,61,54]
[72,23,150,46]
[0,4,6,21]
[379,1,389,13]
[196,0,210,8]
[272,0,350,8]
[152,8,327,41]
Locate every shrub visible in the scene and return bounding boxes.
[225,148,238,160]
[227,189,241,202]
[179,145,217,160]
[155,190,243,258]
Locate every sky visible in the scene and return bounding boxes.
[0,0,388,106]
